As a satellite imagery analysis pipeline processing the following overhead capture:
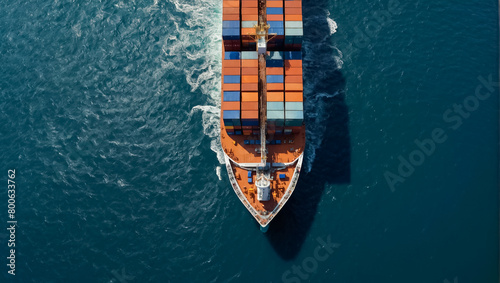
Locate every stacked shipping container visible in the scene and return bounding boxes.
[222,52,242,135]
[284,51,303,133]
[241,51,259,135]
[222,0,304,137]
[284,0,303,50]
[223,1,241,51]
[241,0,258,51]
[266,1,284,50]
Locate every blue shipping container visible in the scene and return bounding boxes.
[284,51,302,60]
[267,7,283,15]
[223,21,240,28]
[223,110,240,120]
[223,91,241,101]
[224,75,240,84]
[241,120,259,126]
[224,52,240,60]
[266,60,284,67]
[267,75,284,83]
[268,21,284,28]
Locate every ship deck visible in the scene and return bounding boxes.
[221,121,305,225]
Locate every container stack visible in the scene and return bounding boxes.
[266,1,284,51]
[240,51,259,135]
[222,51,242,135]
[284,0,303,51]
[222,1,241,51]
[267,92,285,135]
[241,0,258,51]
[241,92,259,135]
[266,51,285,135]
[266,51,284,92]
[284,51,303,133]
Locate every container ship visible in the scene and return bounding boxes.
[220,0,305,231]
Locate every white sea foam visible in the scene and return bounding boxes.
[327,17,338,35]
[302,12,342,173]
[165,0,224,167]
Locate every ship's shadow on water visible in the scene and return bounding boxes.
[265,2,351,260]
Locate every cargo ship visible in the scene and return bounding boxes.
[220,0,305,231]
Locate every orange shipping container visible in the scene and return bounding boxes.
[223,14,240,21]
[241,110,259,119]
[223,60,240,68]
[266,67,284,75]
[241,1,258,8]
[242,67,258,75]
[242,60,258,68]
[241,8,258,14]
[242,75,258,83]
[267,1,283,7]
[267,14,284,21]
[224,83,241,91]
[222,101,241,110]
[267,83,284,91]
[241,101,259,111]
[241,83,258,91]
[285,1,302,8]
[285,83,303,91]
[241,28,255,36]
[223,67,240,75]
[285,14,303,21]
[285,92,303,102]
[268,92,284,101]
[223,1,240,8]
[284,67,302,76]
[285,76,303,83]
[223,8,239,15]
[242,14,258,21]
[285,60,302,68]
[285,7,302,15]
[242,92,259,101]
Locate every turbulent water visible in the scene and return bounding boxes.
[0,0,498,282]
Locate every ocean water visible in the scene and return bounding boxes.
[0,0,498,282]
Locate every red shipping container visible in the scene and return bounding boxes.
[266,67,284,75]
[242,68,259,75]
[241,8,258,14]
[267,14,284,21]
[267,1,283,7]
[241,110,259,119]
[223,1,240,8]
[224,67,241,75]
[284,7,302,15]
[224,83,241,91]
[285,1,302,8]
[242,14,258,21]
[241,101,259,111]
[241,83,258,91]
[223,7,239,15]
[223,60,241,68]
[223,14,240,21]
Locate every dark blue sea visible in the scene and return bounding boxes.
[0,0,498,282]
